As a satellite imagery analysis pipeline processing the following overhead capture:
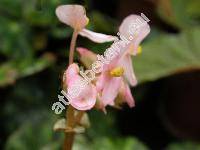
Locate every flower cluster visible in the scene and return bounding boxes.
[55,4,150,112]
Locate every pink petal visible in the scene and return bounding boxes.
[123,82,135,107]
[65,63,97,110]
[96,72,108,92]
[120,55,137,86]
[79,29,117,43]
[69,84,97,110]
[56,5,88,30]
[119,15,150,55]
[65,63,80,86]
[77,47,98,68]
[100,76,122,106]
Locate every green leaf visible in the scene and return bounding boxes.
[92,137,149,150]
[74,136,149,150]
[18,53,55,78]
[166,141,200,150]
[157,0,200,29]
[0,53,55,87]
[5,112,62,150]
[89,11,117,33]
[134,27,200,83]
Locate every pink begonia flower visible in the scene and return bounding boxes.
[76,14,150,108]
[96,55,136,108]
[102,14,150,86]
[119,15,150,55]
[77,14,150,87]
[56,5,89,31]
[64,63,97,110]
[76,47,135,108]
[56,5,117,43]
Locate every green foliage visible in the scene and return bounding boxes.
[0,53,55,86]
[166,141,200,150]
[157,0,200,29]
[0,0,73,87]
[74,136,148,150]
[134,27,200,83]
[5,112,62,150]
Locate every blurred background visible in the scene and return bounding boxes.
[0,0,200,149]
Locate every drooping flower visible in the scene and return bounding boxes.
[75,14,150,109]
[76,47,135,109]
[64,63,97,110]
[56,5,89,31]
[76,14,150,86]
[56,5,117,43]
[95,52,136,108]
[119,14,150,55]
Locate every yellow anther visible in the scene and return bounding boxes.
[110,67,124,77]
[86,18,89,25]
[137,46,142,54]
[129,45,142,55]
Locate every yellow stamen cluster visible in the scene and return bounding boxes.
[129,45,142,54]
[86,18,89,25]
[110,67,124,77]
[137,46,142,54]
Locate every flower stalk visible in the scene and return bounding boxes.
[63,29,78,150]
[64,105,75,150]
[69,30,78,65]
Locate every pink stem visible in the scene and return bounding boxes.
[69,30,78,65]
[63,29,78,150]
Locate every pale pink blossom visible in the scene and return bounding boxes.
[76,47,135,108]
[64,63,97,110]
[75,13,151,108]
[56,5,117,43]
[96,54,135,108]
[56,5,89,31]
[119,15,150,55]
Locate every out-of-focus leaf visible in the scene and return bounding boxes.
[50,27,72,38]
[92,137,148,150]
[0,17,32,59]
[89,11,117,33]
[0,53,55,87]
[18,53,56,77]
[157,0,200,29]
[74,135,149,150]
[0,0,23,17]
[87,110,118,138]
[5,112,62,150]
[166,141,200,150]
[134,27,200,83]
